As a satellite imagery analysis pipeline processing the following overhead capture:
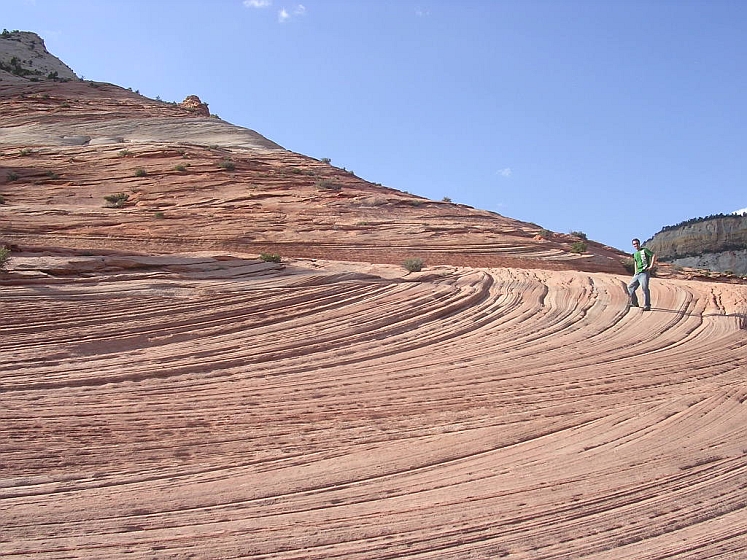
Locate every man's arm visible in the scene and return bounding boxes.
[648,250,656,270]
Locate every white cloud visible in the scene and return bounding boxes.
[733,207,747,215]
[497,167,512,178]
[415,8,431,17]
[278,4,306,22]
[244,0,271,7]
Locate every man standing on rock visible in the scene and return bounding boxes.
[628,238,656,311]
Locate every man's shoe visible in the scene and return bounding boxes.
[643,306,651,311]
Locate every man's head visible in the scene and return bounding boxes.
[632,238,641,249]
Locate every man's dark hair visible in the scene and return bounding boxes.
[632,238,640,244]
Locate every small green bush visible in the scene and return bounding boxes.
[19,148,32,156]
[134,168,147,177]
[154,212,165,219]
[7,171,19,182]
[403,258,424,272]
[104,192,129,208]
[0,247,10,269]
[218,159,235,171]
[260,253,281,263]
[118,149,131,157]
[570,241,587,254]
[442,196,452,203]
[569,230,587,240]
[622,258,635,273]
[316,180,342,191]
[174,163,188,172]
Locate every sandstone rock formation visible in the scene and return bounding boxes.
[2,256,746,559]
[178,94,210,116]
[2,33,747,560]
[646,214,747,275]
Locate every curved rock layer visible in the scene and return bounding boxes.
[2,259,746,559]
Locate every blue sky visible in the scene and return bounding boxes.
[5,0,747,251]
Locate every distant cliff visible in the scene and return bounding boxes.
[645,214,747,274]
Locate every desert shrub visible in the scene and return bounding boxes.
[538,228,552,239]
[442,196,452,203]
[403,257,424,272]
[104,192,129,208]
[46,171,60,180]
[7,171,19,182]
[0,247,10,269]
[570,241,587,254]
[118,149,131,157]
[218,159,235,171]
[569,230,587,240]
[19,148,32,156]
[154,212,165,219]
[316,180,342,191]
[260,253,281,263]
[0,194,5,204]
[134,168,147,177]
[174,164,188,172]
[320,157,331,164]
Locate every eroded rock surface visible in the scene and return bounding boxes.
[1,257,746,559]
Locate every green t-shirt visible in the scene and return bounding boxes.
[633,248,654,274]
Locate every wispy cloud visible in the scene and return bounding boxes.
[244,0,271,7]
[415,8,431,17]
[279,4,306,22]
[497,167,512,178]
